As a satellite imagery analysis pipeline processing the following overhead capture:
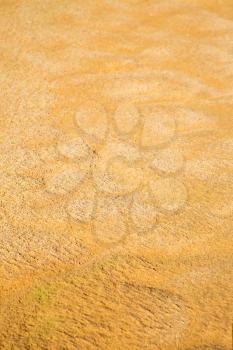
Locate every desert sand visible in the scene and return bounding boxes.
[0,0,233,349]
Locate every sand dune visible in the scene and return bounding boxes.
[0,0,232,349]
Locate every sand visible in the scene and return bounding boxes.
[0,0,232,349]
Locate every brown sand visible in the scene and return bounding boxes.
[0,0,233,349]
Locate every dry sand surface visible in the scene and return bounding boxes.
[0,0,233,349]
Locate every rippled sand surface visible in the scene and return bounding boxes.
[0,1,233,349]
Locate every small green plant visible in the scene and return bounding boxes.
[31,283,56,306]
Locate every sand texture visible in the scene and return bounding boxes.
[0,0,233,349]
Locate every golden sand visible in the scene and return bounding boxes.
[0,0,233,349]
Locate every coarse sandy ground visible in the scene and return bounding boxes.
[0,0,233,349]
